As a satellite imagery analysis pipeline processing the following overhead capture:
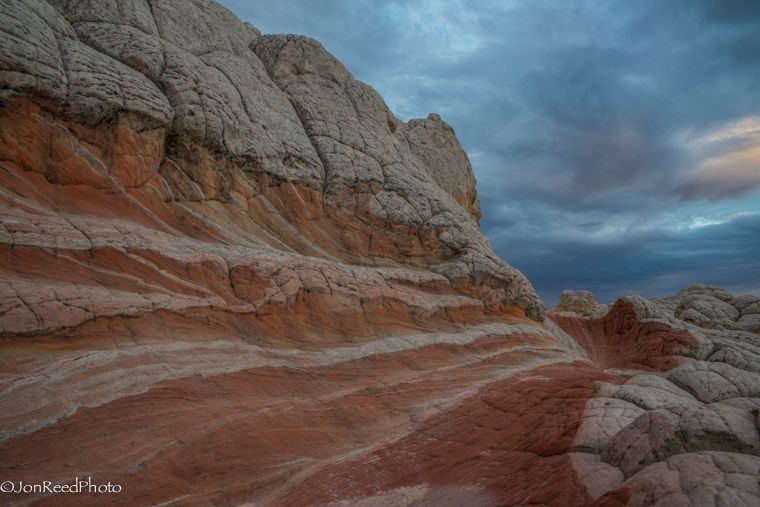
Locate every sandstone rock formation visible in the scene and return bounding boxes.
[551,285,760,506]
[556,289,600,315]
[0,2,758,506]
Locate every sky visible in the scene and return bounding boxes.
[220,0,760,305]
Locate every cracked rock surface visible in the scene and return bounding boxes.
[553,285,760,506]
[1,0,543,320]
[556,289,599,315]
[1,2,758,506]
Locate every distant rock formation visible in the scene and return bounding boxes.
[670,284,760,333]
[555,289,599,315]
[0,1,758,506]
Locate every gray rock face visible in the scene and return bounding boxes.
[666,361,760,403]
[555,289,598,315]
[59,38,173,127]
[601,404,760,477]
[677,284,734,302]
[399,113,481,222]
[667,284,760,333]
[623,452,760,507]
[602,374,701,411]
[734,295,760,333]
[0,0,544,320]
[676,293,740,328]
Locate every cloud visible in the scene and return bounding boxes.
[496,212,760,305]
[678,140,760,200]
[674,116,760,200]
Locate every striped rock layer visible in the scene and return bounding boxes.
[1,1,759,506]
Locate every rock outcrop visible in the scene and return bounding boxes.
[551,285,760,506]
[556,289,600,315]
[0,2,758,506]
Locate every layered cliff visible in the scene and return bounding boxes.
[0,1,758,506]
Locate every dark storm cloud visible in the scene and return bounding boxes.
[220,0,760,303]
[493,212,760,306]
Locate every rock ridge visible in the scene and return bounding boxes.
[1,2,759,506]
[1,0,543,321]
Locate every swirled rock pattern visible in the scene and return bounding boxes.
[0,1,758,506]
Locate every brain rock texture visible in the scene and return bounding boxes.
[0,2,758,506]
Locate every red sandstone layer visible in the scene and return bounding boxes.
[2,2,759,505]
